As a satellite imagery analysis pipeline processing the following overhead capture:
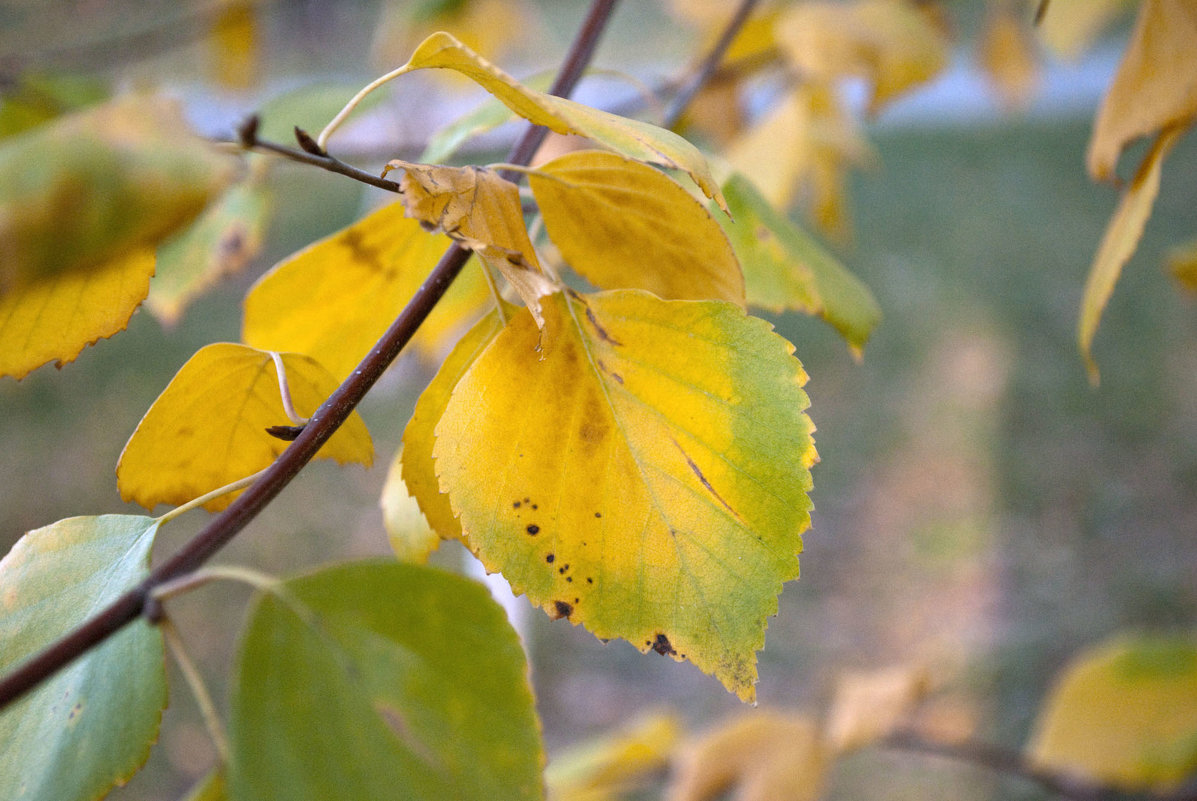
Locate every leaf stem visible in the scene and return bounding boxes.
[269,351,309,426]
[161,617,229,763]
[0,0,622,714]
[156,470,268,526]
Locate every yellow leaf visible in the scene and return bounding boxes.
[718,173,880,351]
[149,166,273,326]
[380,450,441,563]
[978,6,1040,109]
[1037,0,1136,61]
[529,150,744,305]
[371,0,537,71]
[0,94,234,291]
[349,32,726,211]
[433,290,816,701]
[1087,0,1197,181]
[1079,125,1183,384]
[242,203,489,380]
[0,247,155,380]
[774,0,949,114]
[1168,238,1197,292]
[1028,634,1197,791]
[666,711,827,801]
[824,665,930,753]
[546,712,681,801]
[117,343,373,511]
[209,0,258,90]
[402,307,512,542]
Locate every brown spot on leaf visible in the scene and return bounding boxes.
[584,304,623,346]
[513,500,521,509]
[552,601,573,620]
[526,524,540,535]
[651,633,676,656]
[674,438,740,519]
[545,554,555,563]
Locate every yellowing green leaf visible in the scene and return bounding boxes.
[824,665,930,753]
[381,449,442,563]
[149,166,273,326]
[547,712,681,801]
[117,343,373,511]
[242,203,488,380]
[0,515,165,801]
[181,769,227,801]
[719,173,880,352]
[0,246,156,380]
[1080,125,1182,384]
[228,561,544,801]
[529,150,744,305]
[1087,0,1197,181]
[1028,634,1197,791]
[666,711,827,801]
[774,0,949,114]
[1037,0,1135,61]
[0,94,234,291]
[434,290,815,701]
[0,72,107,140]
[346,32,725,211]
[403,307,512,543]
[1168,238,1197,292]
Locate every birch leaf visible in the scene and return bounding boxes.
[117,343,373,511]
[824,665,930,753]
[380,449,441,564]
[719,173,879,352]
[1029,635,1197,791]
[402,306,513,543]
[1080,126,1183,383]
[370,32,726,211]
[1087,0,1197,181]
[1168,239,1197,292]
[0,515,164,801]
[529,150,744,305]
[433,290,815,701]
[978,6,1039,108]
[1037,0,1135,61]
[0,247,156,380]
[242,203,488,380]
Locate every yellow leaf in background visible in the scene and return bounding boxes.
[666,711,826,801]
[1167,238,1197,292]
[0,247,155,380]
[117,343,373,511]
[1028,634,1197,791]
[1087,0,1197,181]
[726,90,812,209]
[718,174,880,352]
[666,0,782,64]
[149,166,273,326]
[242,203,488,380]
[1037,0,1136,61]
[0,72,107,140]
[546,712,681,801]
[380,450,441,563]
[824,665,930,753]
[433,290,815,701]
[402,307,512,543]
[371,0,537,72]
[775,0,949,114]
[209,0,258,90]
[369,32,726,211]
[0,94,234,291]
[529,150,744,306]
[1079,125,1182,384]
[978,5,1040,109]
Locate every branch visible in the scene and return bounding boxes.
[0,0,622,713]
[663,0,762,130]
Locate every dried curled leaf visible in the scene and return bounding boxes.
[433,290,815,700]
[824,665,930,753]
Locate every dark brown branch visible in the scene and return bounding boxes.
[233,117,404,193]
[0,0,621,713]
[662,0,762,129]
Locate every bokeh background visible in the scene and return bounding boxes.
[2,1,1195,798]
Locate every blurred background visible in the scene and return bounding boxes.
[2,1,1195,798]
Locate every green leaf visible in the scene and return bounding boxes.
[719,173,880,352]
[227,561,544,801]
[0,72,108,139]
[0,515,165,801]
[434,290,816,701]
[1028,634,1197,791]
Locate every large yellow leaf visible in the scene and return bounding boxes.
[242,203,488,380]
[1079,125,1183,383]
[1037,0,1135,61]
[117,343,373,511]
[0,247,155,380]
[529,150,744,306]
[774,0,949,114]
[0,94,233,291]
[1028,634,1197,791]
[1087,0,1197,181]
[337,32,725,212]
[402,307,512,543]
[666,711,827,801]
[433,290,816,700]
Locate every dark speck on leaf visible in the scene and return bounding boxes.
[526,524,540,535]
[513,501,521,509]
[586,577,593,584]
[651,633,676,656]
[553,601,573,619]
[546,554,555,563]
[595,512,602,518]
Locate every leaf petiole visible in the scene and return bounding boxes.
[156,469,268,526]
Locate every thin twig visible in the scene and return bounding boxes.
[663,0,762,130]
[234,116,403,193]
[161,617,229,763]
[0,0,621,713]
